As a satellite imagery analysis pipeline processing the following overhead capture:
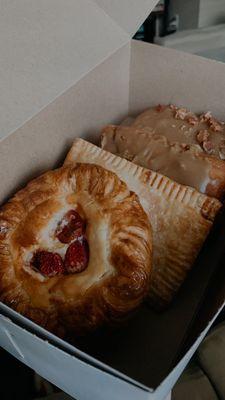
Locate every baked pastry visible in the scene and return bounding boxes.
[0,163,152,336]
[101,125,225,200]
[120,117,135,126]
[132,105,225,160]
[64,139,222,308]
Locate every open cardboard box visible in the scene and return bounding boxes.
[1,1,225,399]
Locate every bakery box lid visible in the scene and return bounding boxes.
[93,0,159,36]
[0,0,158,140]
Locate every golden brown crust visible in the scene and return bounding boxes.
[64,139,222,308]
[0,163,152,336]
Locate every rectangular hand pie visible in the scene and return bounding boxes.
[64,138,222,308]
[101,124,225,201]
[132,105,225,160]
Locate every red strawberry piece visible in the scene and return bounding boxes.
[56,210,85,244]
[31,250,64,277]
[64,238,89,273]
[155,104,166,113]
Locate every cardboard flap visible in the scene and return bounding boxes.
[93,0,158,36]
[0,0,128,139]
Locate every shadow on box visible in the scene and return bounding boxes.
[0,348,35,400]
[71,203,225,389]
[0,130,98,207]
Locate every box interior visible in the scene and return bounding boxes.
[1,39,225,391]
[129,40,225,118]
[0,43,130,204]
[77,202,225,389]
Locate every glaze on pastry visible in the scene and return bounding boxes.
[132,105,225,160]
[64,139,222,308]
[101,125,225,200]
[0,163,152,335]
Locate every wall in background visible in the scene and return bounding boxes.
[199,0,225,27]
[170,0,225,31]
[170,0,200,30]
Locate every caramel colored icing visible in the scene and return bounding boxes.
[101,125,214,195]
[132,105,225,160]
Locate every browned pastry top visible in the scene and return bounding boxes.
[132,104,225,160]
[101,124,225,200]
[0,163,152,336]
[65,139,222,308]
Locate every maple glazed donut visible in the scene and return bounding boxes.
[0,163,152,336]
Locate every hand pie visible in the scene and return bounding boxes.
[0,163,152,336]
[64,139,222,308]
[132,105,225,160]
[120,117,135,126]
[101,125,225,200]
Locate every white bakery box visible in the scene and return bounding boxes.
[1,1,225,399]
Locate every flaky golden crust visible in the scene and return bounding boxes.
[0,163,152,336]
[64,139,222,308]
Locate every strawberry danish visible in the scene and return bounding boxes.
[0,163,152,336]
